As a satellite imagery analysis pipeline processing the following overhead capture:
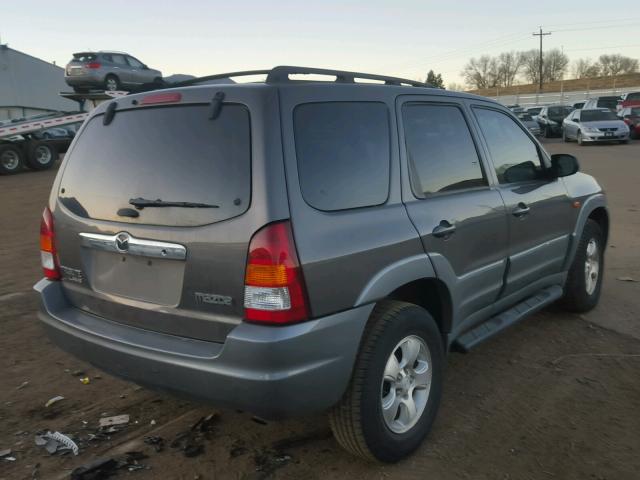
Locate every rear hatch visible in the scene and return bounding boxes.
[66,52,97,76]
[53,87,283,342]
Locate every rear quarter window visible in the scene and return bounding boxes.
[293,102,390,211]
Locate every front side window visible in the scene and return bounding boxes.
[473,108,543,184]
[403,104,486,197]
[294,102,390,211]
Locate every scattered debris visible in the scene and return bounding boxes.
[71,369,85,377]
[16,381,29,390]
[34,431,79,456]
[617,276,637,282]
[230,439,249,458]
[170,413,219,458]
[70,453,149,479]
[251,416,268,425]
[144,435,165,453]
[0,448,15,461]
[254,448,291,478]
[79,377,91,385]
[150,419,156,426]
[99,414,130,429]
[45,395,65,408]
[93,374,102,379]
[271,431,333,452]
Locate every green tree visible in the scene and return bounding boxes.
[426,70,445,88]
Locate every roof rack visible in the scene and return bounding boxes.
[168,66,435,89]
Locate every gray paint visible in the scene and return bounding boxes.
[0,46,75,119]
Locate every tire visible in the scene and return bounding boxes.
[329,301,444,463]
[26,141,58,170]
[0,145,24,175]
[104,74,121,92]
[559,219,604,313]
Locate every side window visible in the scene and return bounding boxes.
[102,54,113,62]
[473,108,543,184]
[294,102,390,211]
[111,54,127,66]
[127,56,143,68]
[402,103,486,197]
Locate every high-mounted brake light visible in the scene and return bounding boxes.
[40,207,61,280]
[140,92,182,105]
[85,62,101,69]
[244,221,310,324]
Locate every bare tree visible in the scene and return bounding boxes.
[461,55,499,89]
[598,54,639,76]
[543,49,570,82]
[573,58,601,79]
[496,51,524,87]
[447,82,467,92]
[520,50,541,85]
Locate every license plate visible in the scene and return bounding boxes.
[605,132,613,137]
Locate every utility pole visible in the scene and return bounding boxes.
[532,27,551,91]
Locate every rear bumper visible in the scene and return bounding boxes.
[64,71,103,87]
[35,279,371,419]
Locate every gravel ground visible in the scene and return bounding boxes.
[1,139,639,480]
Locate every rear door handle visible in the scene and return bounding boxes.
[513,203,531,217]
[432,220,456,238]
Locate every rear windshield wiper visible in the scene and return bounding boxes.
[129,197,219,209]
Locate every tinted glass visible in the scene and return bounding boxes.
[548,106,572,117]
[527,107,542,115]
[127,56,143,68]
[60,105,251,227]
[597,97,619,109]
[518,113,533,121]
[631,108,640,116]
[582,110,618,121]
[294,102,390,211]
[474,108,542,184]
[72,53,96,62]
[111,54,127,65]
[627,93,640,101]
[403,104,485,196]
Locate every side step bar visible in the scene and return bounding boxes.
[453,285,563,352]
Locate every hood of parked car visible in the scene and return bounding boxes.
[581,120,628,130]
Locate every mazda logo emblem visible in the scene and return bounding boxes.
[115,232,130,253]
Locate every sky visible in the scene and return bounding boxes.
[2,1,639,86]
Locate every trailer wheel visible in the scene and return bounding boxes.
[26,142,58,170]
[0,145,24,175]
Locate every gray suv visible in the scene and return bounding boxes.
[36,66,608,463]
[64,51,163,92]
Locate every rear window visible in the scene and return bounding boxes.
[548,106,572,116]
[597,97,619,109]
[72,52,96,62]
[626,93,640,101]
[293,102,390,211]
[59,104,251,227]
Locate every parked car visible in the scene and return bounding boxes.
[524,106,543,117]
[32,127,71,140]
[65,51,163,93]
[618,107,640,139]
[35,66,608,463]
[537,105,573,137]
[516,112,541,136]
[617,92,640,112]
[582,96,620,112]
[562,108,630,145]
[572,101,585,110]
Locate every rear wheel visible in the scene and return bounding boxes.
[0,145,24,174]
[26,141,58,170]
[329,301,444,462]
[104,75,120,92]
[559,219,604,312]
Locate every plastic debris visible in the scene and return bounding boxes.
[45,395,65,408]
[143,435,165,452]
[0,448,14,461]
[617,276,637,282]
[99,414,130,428]
[16,381,29,390]
[34,431,79,456]
[70,452,149,479]
[79,377,90,385]
[170,413,219,458]
[150,419,156,426]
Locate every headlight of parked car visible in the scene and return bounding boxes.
[583,127,600,133]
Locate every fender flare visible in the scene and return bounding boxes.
[563,194,608,270]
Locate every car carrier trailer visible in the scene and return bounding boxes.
[0,91,125,174]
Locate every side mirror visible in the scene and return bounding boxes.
[550,154,579,178]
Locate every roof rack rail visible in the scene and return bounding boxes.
[166,66,435,89]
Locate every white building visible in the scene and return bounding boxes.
[0,45,76,121]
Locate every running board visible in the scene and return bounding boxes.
[453,285,563,352]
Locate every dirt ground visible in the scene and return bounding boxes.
[1,139,639,480]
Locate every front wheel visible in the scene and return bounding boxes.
[559,219,604,312]
[26,141,58,170]
[329,301,444,462]
[0,145,24,174]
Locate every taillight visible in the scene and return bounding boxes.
[85,62,101,69]
[40,207,61,280]
[244,221,310,324]
[140,92,182,105]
